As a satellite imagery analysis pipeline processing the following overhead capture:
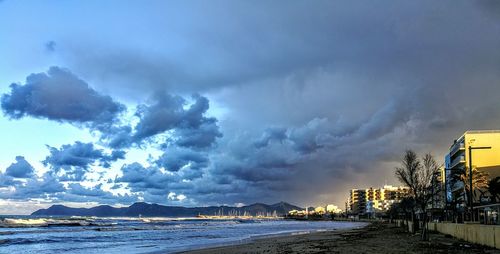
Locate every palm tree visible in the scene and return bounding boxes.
[460,167,489,194]
[454,167,489,206]
[488,177,500,203]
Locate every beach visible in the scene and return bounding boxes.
[181,222,500,254]
[0,217,365,254]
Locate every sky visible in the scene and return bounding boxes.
[1,0,500,214]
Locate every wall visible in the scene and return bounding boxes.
[394,219,415,233]
[428,222,500,249]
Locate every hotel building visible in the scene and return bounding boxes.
[445,130,500,206]
[348,185,410,215]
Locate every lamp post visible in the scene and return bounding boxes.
[431,171,442,210]
[468,145,491,221]
[430,172,436,209]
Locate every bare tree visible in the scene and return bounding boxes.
[395,150,440,240]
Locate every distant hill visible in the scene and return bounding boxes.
[31,202,303,217]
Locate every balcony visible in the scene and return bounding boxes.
[450,141,465,157]
[449,181,465,193]
[450,155,465,169]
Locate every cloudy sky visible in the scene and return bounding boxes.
[1,0,500,214]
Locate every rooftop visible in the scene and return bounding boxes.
[465,130,500,134]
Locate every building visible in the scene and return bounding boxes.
[349,188,366,214]
[314,206,326,215]
[326,204,342,214]
[430,166,447,210]
[445,130,500,206]
[348,185,409,215]
[287,204,342,218]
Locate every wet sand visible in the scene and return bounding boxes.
[180,222,500,254]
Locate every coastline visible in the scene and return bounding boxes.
[176,222,368,254]
[178,222,498,254]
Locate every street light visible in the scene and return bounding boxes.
[468,144,492,221]
[431,171,441,209]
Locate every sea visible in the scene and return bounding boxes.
[0,216,367,254]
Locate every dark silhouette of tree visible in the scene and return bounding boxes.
[387,196,415,222]
[448,165,489,220]
[460,167,489,200]
[395,150,440,240]
[488,177,500,203]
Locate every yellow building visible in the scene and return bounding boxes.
[326,204,342,214]
[445,130,500,204]
[348,185,409,215]
[349,188,366,214]
[314,206,326,215]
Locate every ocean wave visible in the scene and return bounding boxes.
[0,216,263,229]
[0,237,59,246]
[0,218,117,228]
[1,218,49,227]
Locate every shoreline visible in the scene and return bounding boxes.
[178,222,499,254]
[176,222,368,254]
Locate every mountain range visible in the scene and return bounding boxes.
[31,202,303,217]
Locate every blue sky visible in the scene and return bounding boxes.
[1,0,500,214]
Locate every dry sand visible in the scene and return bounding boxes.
[179,222,500,254]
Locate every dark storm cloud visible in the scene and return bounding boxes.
[19,174,65,196]
[0,172,134,204]
[43,142,125,181]
[287,118,333,154]
[1,66,125,128]
[200,129,306,195]
[476,0,500,19]
[155,147,208,172]
[0,175,19,188]
[0,173,65,200]
[115,160,216,203]
[44,142,124,169]
[0,157,134,203]
[132,93,219,143]
[56,187,137,204]
[173,118,222,149]
[101,92,222,149]
[132,93,186,141]
[66,1,495,96]
[66,182,108,197]
[174,92,444,205]
[254,127,287,148]
[116,162,178,191]
[101,125,133,149]
[0,156,35,188]
[5,156,35,178]
[65,1,365,94]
